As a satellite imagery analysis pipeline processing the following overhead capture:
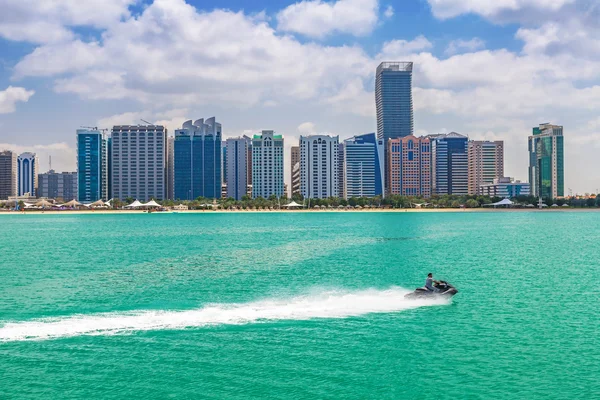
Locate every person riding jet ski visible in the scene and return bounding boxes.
[405,273,458,299]
[425,273,439,292]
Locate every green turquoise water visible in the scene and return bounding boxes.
[0,212,598,399]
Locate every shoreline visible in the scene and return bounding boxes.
[0,208,597,215]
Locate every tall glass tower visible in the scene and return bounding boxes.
[77,129,108,202]
[528,123,564,199]
[376,61,413,193]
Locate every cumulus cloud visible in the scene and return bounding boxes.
[427,0,575,20]
[277,0,379,38]
[0,86,34,114]
[0,142,76,172]
[0,0,136,44]
[298,122,316,133]
[383,5,394,18]
[445,38,485,55]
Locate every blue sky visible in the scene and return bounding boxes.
[0,0,599,193]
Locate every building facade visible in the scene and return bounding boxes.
[166,137,174,200]
[337,143,344,199]
[38,170,77,201]
[344,133,384,199]
[300,135,339,199]
[480,177,530,198]
[375,61,414,194]
[226,137,251,200]
[291,162,300,196]
[290,145,299,196]
[77,129,108,202]
[528,123,564,198]
[252,131,284,199]
[17,152,38,196]
[174,118,222,200]
[111,125,166,201]
[468,141,504,195]
[430,132,469,195]
[0,150,17,200]
[388,135,431,197]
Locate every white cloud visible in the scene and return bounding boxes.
[97,109,190,133]
[0,142,76,173]
[380,36,433,55]
[276,0,379,38]
[445,38,485,55]
[298,122,316,133]
[383,5,394,18]
[0,86,34,114]
[0,0,136,44]
[427,0,575,20]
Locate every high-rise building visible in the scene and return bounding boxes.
[226,136,251,200]
[167,136,174,200]
[375,61,414,194]
[529,123,564,198]
[290,145,299,196]
[388,135,431,197]
[0,150,17,200]
[222,143,227,184]
[468,141,504,195]
[300,135,339,199]
[344,133,384,199]
[38,170,77,201]
[252,130,284,199]
[77,129,108,202]
[17,152,38,196]
[111,125,166,201]
[430,132,469,195]
[173,118,222,200]
[337,143,345,199]
[291,162,300,196]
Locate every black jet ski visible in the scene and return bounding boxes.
[405,280,458,299]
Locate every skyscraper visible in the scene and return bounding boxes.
[38,170,78,201]
[430,133,469,195]
[337,143,345,199]
[528,123,564,198]
[226,136,251,200]
[344,133,384,199]
[375,61,414,194]
[0,150,17,200]
[111,125,166,201]
[300,135,339,199]
[77,129,108,202]
[167,136,175,200]
[252,130,284,199]
[173,118,222,200]
[388,135,431,197]
[17,152,38,196]
[290,145,299,196]
[468,141,504,195]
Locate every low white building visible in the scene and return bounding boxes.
[480,177,530,198]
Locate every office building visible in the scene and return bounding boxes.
[291,162,300,196]
[0,150,17,200]
[38,170,77,201]
[17,152,38,196]
[388,135,431,197]
[480,177,530,198]
[111,125,166,201]
[529,123,564,198]
[167,136,174,200]
[430,132,469,195]
[300,135,339,199]
[226,136,251,200]
[173,118,222,200]
[77,129,108,202]
[337,143,344,199]
[252,130,284,199]
[375,61,414,193]
[344,133,384,199]
[290,145,299,197]
[468,141,504,195]
[222,143,227,184]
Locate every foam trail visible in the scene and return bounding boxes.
[0,288,450,342]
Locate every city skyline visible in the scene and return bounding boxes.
[0,0,598,193]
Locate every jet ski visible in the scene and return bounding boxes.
[405,280,458,299]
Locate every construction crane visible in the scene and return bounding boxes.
[80,126,109,133]
[140,119,153,125]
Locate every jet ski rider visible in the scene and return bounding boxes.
[425,273,439,292]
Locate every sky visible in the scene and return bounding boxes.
[0,0,599,194]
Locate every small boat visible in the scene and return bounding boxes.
[405,280,458,299]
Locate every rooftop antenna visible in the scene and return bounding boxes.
[49,155,52,171]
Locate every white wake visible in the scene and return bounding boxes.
[0,287,450,341]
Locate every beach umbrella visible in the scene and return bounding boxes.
[35,199,54,208]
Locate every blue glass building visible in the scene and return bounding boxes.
[17,152,38,196]
[376,62,414,194]
[343,133,384,199]
[430,132,469,195]
[174,118,222,200]
[76,129,107,201]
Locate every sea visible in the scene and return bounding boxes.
[0,212,598,399]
